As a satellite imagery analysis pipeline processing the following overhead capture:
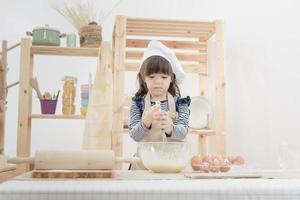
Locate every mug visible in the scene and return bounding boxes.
[67,33,76,47]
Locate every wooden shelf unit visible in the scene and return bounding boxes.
[189,128,215,135]
[16,39,113,173]
[30,45,99,57]
[112,16,226,156]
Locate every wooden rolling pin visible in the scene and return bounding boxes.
[7,150,140,170]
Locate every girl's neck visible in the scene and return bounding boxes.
[150,93,167,101]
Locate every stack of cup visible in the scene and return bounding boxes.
[80,84,90,115]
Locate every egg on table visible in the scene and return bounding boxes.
[233,155,245,165]
[220,158,231,172]
[191,155,203,171]
[208,156,221,173]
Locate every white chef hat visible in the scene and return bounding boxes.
[141,40,185,84]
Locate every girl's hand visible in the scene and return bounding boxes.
[142,102,161,128]
[159,111,172,135]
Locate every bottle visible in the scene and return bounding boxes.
[61,76,77,115]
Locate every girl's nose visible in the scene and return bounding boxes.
[154,77,162,83]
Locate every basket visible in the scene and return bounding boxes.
[78,23,102,48]
[40,99,57,114]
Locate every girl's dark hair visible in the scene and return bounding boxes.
[135,55,181,97]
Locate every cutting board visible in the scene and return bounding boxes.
[184,173,262,179]
[31,170,114,178]
[184,170,300,179]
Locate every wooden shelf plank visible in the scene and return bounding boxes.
[189,128,215,136]
[30,46,100,57]
[30,114,85,119]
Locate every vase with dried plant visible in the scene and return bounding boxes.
[79,22,102,48]
[53,0,121,48]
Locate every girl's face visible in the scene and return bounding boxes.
[144,73,171,99]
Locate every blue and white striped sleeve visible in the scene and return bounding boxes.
[128,100,150,142]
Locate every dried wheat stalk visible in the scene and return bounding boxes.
[52,0,105,30]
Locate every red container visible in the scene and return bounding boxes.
[40,99,57,114]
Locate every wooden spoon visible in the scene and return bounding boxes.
[30,77,43,99]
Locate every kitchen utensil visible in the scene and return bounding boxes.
[81,92,89,99]
[66,33,76,47]
[162,130,168,142]
[80,107,88,115]
[40,99,57,114]
[43,92,52,100]
[26,24,66,46]
[80,84,90,93]
[56,90,60,100]
[30,77,43,99]
[40,90,59,114]
[81,99,89,107]
[189,96,213,129]
[184,173,262,179]
[80,84,90,116]
[138,142,190,173]
[154,101,167,142]
[31,170,114,178]
[7,150,140,170]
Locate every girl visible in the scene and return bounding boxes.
[128,40,190,169]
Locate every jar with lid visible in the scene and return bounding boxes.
[61,76,77,115]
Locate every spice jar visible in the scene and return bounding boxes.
[61,76,77,115]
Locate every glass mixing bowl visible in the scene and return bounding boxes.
[138,142,190,173]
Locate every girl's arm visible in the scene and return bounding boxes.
[128,101,150,142]
[171,103,190,140]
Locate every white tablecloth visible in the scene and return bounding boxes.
[1,178,300,200]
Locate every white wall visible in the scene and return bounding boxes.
[1,0,300,170]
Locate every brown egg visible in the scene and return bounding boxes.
[209,165,220,173]
[216,155,226,164]
[208,157,220,173]
[220,164,231,172]
[202,155,211,163]
[227,156,236,164]
[199,162,210,173]
[234,155,245,165]
[191,155,202,171]
[220,158,231,172]
[209,156,221,164]
[215,155,224,160]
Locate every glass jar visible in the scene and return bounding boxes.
[61,76,77,115]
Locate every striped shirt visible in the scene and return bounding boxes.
[128,96,190,142]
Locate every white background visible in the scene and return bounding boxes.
[1,0,300,170]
